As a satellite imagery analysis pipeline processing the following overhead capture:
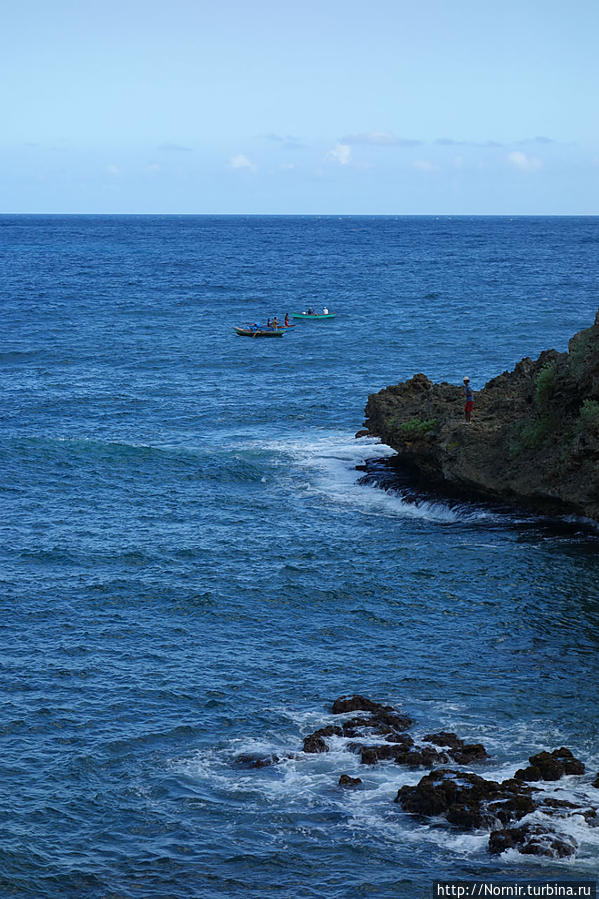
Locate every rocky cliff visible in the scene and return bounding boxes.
[362,311,599,522]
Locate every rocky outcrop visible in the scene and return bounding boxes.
[339,774,362,787]
[362,311,599,521]
[235,695,595,861]
[514,747,585,781]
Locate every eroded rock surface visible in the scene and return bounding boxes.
[362,311,599,521]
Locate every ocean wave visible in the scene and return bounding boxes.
[173,706,599,868]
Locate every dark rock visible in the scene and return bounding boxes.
[490,824,577,858]
[423,731,463,749]
[331,695,413,733]
[363,311,599,523]
[360,742,447,768]
[519,826,578,859]
[517,748,586,781]
[303,735,329,753]
[339,774,362,787]
[355,429,370,439]
[346,741,364,755]
[489,826,527,854]
[449,743,489,764]
[423,732,488,764]
[302,724,343,754]
[384,733,414,747]
[515,765,542,782]
[397,769,503,816]
[315,725,344,739]
[332,694,391,715]
[341,716,378,736]
[377,711,413,732]
[528,750,566,780]
[397,769,541,833]
[500,777,534,794]
[360,744,408,765]
[401,747,450,768]
[540,797,580,811]
[488,794,538,825]
[446,802,488,830]
[593,773,599,788]
[233,753,280,769]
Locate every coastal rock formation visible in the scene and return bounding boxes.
[514,747,585,781]
[236,696,595,861]
[339,774,362,787]
[362,311,599,521]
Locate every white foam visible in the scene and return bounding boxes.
[171,722,599,866]
[240,431,486,524]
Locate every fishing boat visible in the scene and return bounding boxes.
[291,311,336,320]
[233,324,284,338]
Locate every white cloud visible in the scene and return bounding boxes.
[263,133,304,148]
[412,159,439,172]
[158,142,193,152]
[229,154,256,172]
[145,163,160,174]
[279,162,296,170]
[327,143,352,165]
[342,131,420,147]
[507,151,542,171]
[107,164,120,176]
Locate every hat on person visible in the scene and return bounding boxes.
[463,376,470,382]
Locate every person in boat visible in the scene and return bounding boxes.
[307,307,315,315]
[284,313,290,327]
[323,307,329,315]
[463,376,474,422]
[267,318,272,327]
[271,316,280,328]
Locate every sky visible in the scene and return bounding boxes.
[1,0,598,214]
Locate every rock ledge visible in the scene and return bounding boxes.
[362,312,599,522]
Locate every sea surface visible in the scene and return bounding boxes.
[1,215,598,898]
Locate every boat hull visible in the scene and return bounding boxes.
[291,312,336,320]
[233,327,284,337]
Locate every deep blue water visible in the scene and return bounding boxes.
[1,215,599,898]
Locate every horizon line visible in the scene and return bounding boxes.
[1,211,598,217]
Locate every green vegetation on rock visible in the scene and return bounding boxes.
[395,417,438,438]
[578,399,599,433]
[534,362,556,409]
[363,311,599,521]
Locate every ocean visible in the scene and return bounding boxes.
[1,214,598,898]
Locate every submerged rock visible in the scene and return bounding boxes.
[331,695,413,731]
[515,747,585,781]
[362,310,599,522]
[233,753,282,768]
[423,732,488,765]
[339,774,362,787]
[396,769,508,822]
[489,824,578,859]
[239,694,593,862]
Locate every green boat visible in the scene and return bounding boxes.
[291,311,336,320]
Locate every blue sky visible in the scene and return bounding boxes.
[2,0,598,213]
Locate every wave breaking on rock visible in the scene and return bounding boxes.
[361,311,599,522]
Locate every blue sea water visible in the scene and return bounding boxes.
[1,215,599,898]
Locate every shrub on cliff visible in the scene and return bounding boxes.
[534,362,557,410]
[578,399,599,434]
[395,418,438,439]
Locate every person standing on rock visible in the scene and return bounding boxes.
[463,376,474,422]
